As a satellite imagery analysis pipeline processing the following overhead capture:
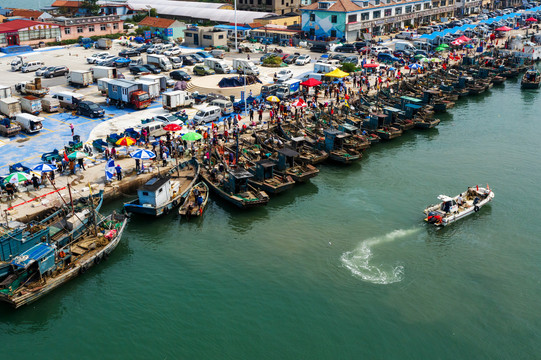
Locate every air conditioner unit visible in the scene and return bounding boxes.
[107,23,112,28]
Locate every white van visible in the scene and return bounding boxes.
[394,41,416,52]
[157,44,173,54]
[300,73,325,82]
[51,91,84,110]
[21,61,45,73]
[147,44,164,54]
[204,58,231,74]
[140,121,166,138]
[15,113,43,134]
[210,99,234,115]
[193,106,221,125]
[210,49,225,59]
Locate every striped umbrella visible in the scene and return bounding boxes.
[4,172,31,184]
[291,98,307,108]
[130,149,156,160]
[266,96,280,103]
[32,163,57,173]
[115,136,136,146]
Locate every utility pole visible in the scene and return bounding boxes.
[234,0,238,51]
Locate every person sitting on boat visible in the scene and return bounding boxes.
[457,194,464,207]
[193,187,200,198]
[196,194,203,209]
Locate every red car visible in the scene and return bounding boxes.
[358,47,371,55]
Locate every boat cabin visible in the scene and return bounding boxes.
[290,136,315,151]
[11,242,56,275]
[383,106,406,122]
[276,147,300,171]
[137,177,172,208]
[323,129,350,152]
[338,123,359,135]
[254,159,276,181]
[364,113,387,130]
[225,168,254,194]
[438,195,458,213]
[345,116,362,129]
[0,223,50,263]
[422,90,441,104]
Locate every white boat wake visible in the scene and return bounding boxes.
[340,229,419,284]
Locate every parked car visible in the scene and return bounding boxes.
[86,52,109,64]
[193,93,208,104]
[43,66,69,78]
[370,46,391,55]
[118,49,140,58]
[343,55,359,65]
[191,54,205,63]
[329,53,346,62]
[76,100,105,118]
[170,70,191,81]
[164,47,182,56]
[196,51,213,59]
[310,44,328,53]
[283,54,299,64]
[335,44,356,53]
[276,69,293,81]
[36,66,55,76]
[142,64,162,74]
[95,55,117,66]
[129,65,150,75]
[377,52,404,65]
[155,114,183,124]
[354,41,368,49]
[178,55,195,66]
[137,43,153,53]
[193,65,215,76]
[170,56,183,69]
[295,54,311,65]
[393,50,413,58]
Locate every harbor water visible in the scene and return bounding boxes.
[1,76,541,358]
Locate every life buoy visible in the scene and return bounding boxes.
[474,206,480,212]
[80,265,87,274]
[58,251,66,258]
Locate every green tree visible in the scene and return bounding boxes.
[82,0,101,16]
[149,8,157,17]
[341,62,357,73]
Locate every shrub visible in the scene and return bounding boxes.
[340,62,357,73]
[263,54,282,66]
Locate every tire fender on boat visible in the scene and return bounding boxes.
[474,205,480,212]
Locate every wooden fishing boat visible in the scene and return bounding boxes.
[491,75,506,85]
[414,117,440,129]
[0,190,104,280]
[376,126,402,140]
[124,159,199,216]
[179,182,209,218]
[201,166,269,209]
[423,186,494,227]
[0,212,128,308]
[521,68,541,89]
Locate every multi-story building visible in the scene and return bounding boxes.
[49,15,124,40]
[236,0,303,16]
[0,20,61,46]
[301,0,481,41]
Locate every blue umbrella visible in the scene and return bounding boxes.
[32,163,57,173]
[389,67,397,71]
[130,149,156,160]
[409,63,422,70]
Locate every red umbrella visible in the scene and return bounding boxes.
[291,98,307,108]
[300,78,322,87]
[456,35,471,42]
[363,63,379,68]
[495,26,512,31]
[163,123,182,132]
[526,17,538,22]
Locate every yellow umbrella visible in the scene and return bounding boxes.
[266,96,280,103]
[325,68,349,78]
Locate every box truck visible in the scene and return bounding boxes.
[162,90,194,111]
[15,113,43,134]
[67,70,93,87]
[232,59,259,75]
[91,66,117,81]
[107,79,150,109]
[96,38,112,50]
[276,79,301,99]
[20,96,42,115]
[204,58,231,74]
[41,97,60,113]
[147,54,172,71]
[0,97,22,118]
[135,79,160,100]
[0,85,12,99]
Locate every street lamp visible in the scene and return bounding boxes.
[145,5,151,18]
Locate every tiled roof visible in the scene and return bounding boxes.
[302,0,362,12]
[138,16,177,29]
[50,1,83,8]
[7,9,44,19]
[0,19,57,33]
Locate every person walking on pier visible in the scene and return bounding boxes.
[115,164,122,181]
[70,123,74,136]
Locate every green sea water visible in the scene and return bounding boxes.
[1,76,541,359]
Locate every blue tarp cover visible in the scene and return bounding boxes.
[12,243,54,269]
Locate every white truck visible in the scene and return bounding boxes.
[314,62,337,74]
[96,38,112,50]
[41,97,60,113]
[20,96,42,115]
[97,78,115,94]
[394,41,417,52]
[135,79,160,100]
[162,90,194,111]
[10,53,39,72]
[139,75,167,92]
[91,66,117,81]
[67,70,93,87]
[15,113,43,134]
[0,97,22,118]
[232,59,259,75]
[0,85,12,99]
[204,58,231,74]
[147,54,172,71]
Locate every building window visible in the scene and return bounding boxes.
[363,1,368,6]
[250,0,253,3]
[113,23,119,29]
[310,13,315,21]
[77,26,83,33]
[219,34,224,39]
[282,0,284,4]
[384,8,392,16]
[330,29,337,37]
[424,3,430,8]
[64,27,71,35]
[266,0,272,5]
[405,5,412,12]
[101,24,106,31]
[331,15,337,23]
[186,33,192,37]
[432,1,438,7]
[88,25,95,32]
[448,0,453,4]
[415,4,421,10]
[374,0,379,4]
[373,10,381,18]
[395,7,402,14]
[361,12,369,20]
[348,14,357,22]
[440,0,446,5]
[203,35,211,39]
